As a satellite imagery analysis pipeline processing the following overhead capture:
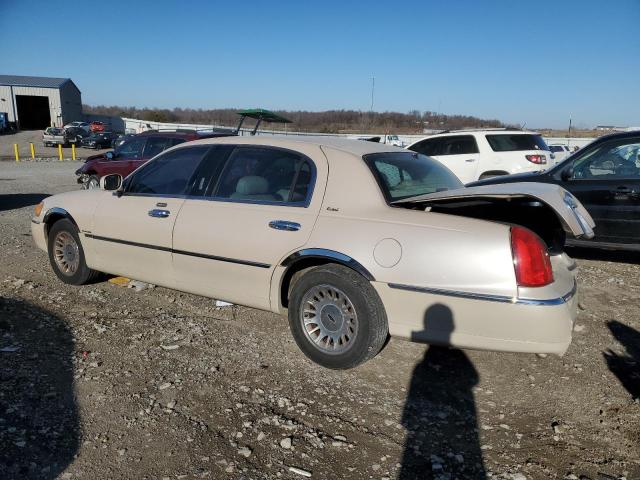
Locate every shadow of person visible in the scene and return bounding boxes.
[399,303,486,479]
[0,194,49,213]
[603,320,640,400]
[0,297,80,479]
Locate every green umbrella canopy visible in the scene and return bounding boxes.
[236,109,292,124]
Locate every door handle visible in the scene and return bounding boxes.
[148,209,170,218]
[465,158,476,162]
[269,220,301,231]
[613,187,633,194]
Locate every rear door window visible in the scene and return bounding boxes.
[143,137,174,158]
[486,134,549,152]
[211,147,315,205]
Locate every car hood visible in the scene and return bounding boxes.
[392,182,595,239]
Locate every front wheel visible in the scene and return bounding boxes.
[84,175,100,189]
[288,264,388,369]
[47,219,101,285]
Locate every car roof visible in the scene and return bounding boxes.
[187,135,404,156]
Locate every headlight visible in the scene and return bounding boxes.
[34,202,44,217]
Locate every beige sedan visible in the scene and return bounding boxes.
[31,136,594,369]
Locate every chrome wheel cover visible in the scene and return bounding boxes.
[87,177,100,189]
[300,284,358,354]
[53,231,80,276]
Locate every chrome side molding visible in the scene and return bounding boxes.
[388,280,577,306]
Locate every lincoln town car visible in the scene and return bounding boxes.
[31,137,594,369]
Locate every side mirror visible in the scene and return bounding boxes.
[100,174,123,191]
[105,151,114,160]
[561,165,574,182]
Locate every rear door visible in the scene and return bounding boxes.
[409,135,480,183]
[563,136,640,244]
[89,145,210,286]
[172,144,328,310]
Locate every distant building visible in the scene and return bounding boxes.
[0,75,82,130]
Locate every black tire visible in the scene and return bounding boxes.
[47,219,101,285]
[288,264,388,369]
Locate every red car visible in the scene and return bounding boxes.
[75,129,234,189]
[90,121,106,133]
[76,110,292,189]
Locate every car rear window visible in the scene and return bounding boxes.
[364,152,463,202]
[485,134,549,152]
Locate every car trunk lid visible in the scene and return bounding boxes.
[392,182,595,250]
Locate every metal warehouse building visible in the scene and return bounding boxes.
[0,75,82,130]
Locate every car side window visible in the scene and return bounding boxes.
[410,138,441,156]
[126,146,210,196]
[212,147,314,205]
[116,138,146,160]
[142,137,173,158]
[572,139,640,179]
[438,135,479,155]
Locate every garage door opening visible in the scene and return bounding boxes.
[16,95,51,130]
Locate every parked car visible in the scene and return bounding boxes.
[406,128,552,183]
[33,136,593,369]
[64,127,90,145]
[43,126,89,147]
[469,130,640,251]
[80,131,118,149]
[75,108,292,189]
[42,127,67,147]
[549,144,572,163]
[75,130,232,189]
[63,121,91,132]
[90,121,106,133]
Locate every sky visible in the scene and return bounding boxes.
[1,0,639,129]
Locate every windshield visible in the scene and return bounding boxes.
[486,134,549,152]
[364,152,463,202]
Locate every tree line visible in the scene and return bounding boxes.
[83,105,506,133]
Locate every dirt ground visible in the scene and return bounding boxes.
[0,161,638,480]
[0,131,111,161]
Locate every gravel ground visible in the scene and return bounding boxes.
[0,161,638,480]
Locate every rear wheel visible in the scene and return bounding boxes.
[288,264,388,369]
[47,219,101,285]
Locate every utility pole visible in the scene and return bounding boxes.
[568,115,572,149]
[370,76,375,112]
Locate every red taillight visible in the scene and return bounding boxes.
[510,226,554,287]
[525,154,547,164]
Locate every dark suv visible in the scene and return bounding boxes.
[76,129,233,188]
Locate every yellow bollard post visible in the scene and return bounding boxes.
[58,144,63,161]
[72,144,76,161]
[30,142,35,160]
[14,144,19,162]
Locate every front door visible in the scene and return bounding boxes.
[89,145,211,286]
[172,144,328,310]
[564,136,640,245]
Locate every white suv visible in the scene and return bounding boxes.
[406,129,552,183]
